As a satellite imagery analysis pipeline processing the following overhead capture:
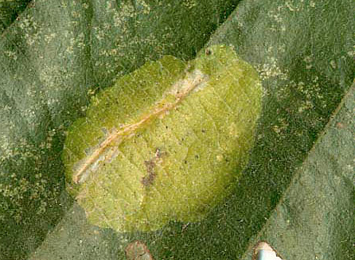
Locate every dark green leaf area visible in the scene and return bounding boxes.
[0,1,240,259]
[135,0,354,259]
[0,0,31,34]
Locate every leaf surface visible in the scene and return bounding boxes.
[0,0,354,259]
[0,0,31,34]
[0,0,239,259]
[62,45,262,233]
[241,83,355,260]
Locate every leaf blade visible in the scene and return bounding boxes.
[242,83,355,260]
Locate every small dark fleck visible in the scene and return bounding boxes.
[195,155,199,159]
[201,129,206,133]
[184,160,188,164]
[205,49,212,55]
[141,171,157,187]
[181,223,190,232]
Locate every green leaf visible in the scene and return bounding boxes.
[62,45,262,232]
[0,0,31,34]
[0,0,239,259]
[241,83,355,260]
[1,0,354,259]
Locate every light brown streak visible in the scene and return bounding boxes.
[73,71,207,184]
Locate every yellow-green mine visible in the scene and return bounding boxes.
[62,45,262,232]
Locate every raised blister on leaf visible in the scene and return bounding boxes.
[62,45,262,232]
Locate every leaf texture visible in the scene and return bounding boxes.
[63,45,262,232]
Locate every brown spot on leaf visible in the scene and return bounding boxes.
[125,240,154,260]
[141,148,167,187]
[181,223,190,233]
[205,48,212,55]
[142,160,157,187]
[336,122,345,129]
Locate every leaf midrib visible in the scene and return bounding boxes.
[73,69,209,184]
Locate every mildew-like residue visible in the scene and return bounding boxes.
[165,69,209,97]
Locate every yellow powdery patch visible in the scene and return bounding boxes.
[62,45,262,232]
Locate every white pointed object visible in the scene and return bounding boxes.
[253,241,283,260]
